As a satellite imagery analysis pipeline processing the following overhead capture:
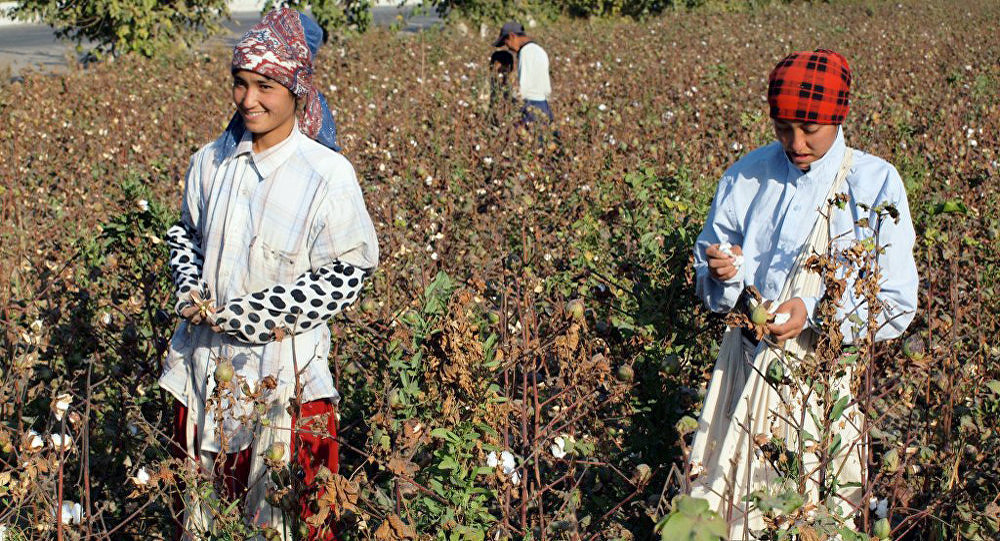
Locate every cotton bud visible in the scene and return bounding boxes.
[57,501,82,525]
[550,436,567,459]
[876,498,889,518]
[499,451,516,475]
[633,463,652,485]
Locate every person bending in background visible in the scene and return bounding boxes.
[485,49,516,126]
[689,49,918,538]
[493,21,553,127]
[162,7,378,540]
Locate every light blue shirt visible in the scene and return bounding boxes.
[694,128,918,343]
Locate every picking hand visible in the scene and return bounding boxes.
[706,243,743,281]
[180,291,216,326]
[767,297,808,342]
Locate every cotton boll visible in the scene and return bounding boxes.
[53,393,72,421]
[56,501,82,525]
[718,242,744,268]
[551,436,567,459]
[50,433,73,452]
[500,450,516,475]
[132,467,151,486]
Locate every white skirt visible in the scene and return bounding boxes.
[687,327,865,539]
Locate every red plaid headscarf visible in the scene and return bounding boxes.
[767,49,851,125]
[232,8,323,139]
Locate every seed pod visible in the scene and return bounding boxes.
[873,518,891,539]
[902,335,925,361]
[633,463,652,485]
[751,303,772,326]
[675,416,699,435]
[565,299,585,323]
[882,448,900,473]
[214,358,234,384]
[615,364,634,382]
[266,442,285,462]
[388,389,404,410]
[662,354,680,375]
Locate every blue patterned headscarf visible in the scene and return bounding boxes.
[217,9,339,159]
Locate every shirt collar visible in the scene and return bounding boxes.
[233,124,303,179]
[784,126,846,182]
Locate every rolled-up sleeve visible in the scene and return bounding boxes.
[694,175,745,313]
[309,160,379,272]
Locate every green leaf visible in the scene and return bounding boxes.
[675,495,709,515]
[829,395,851,422]
[658,514,696,540]
[828,433,843,457]
[932,200,968,215]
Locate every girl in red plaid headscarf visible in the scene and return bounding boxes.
[688,49,918,538]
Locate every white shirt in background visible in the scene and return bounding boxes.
[517,42,551,101]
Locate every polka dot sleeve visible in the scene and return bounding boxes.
[166,220,210,315]
[211,261,368,345]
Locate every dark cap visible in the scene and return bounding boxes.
[493,21,524,47]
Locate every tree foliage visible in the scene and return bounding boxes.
[8,0,231,57]
[6,0,376,59]
[265,0,375,37]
